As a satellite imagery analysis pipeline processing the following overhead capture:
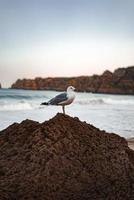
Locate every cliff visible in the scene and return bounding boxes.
[11,66,134,94]
[0,114,134,199]
[0,83,1,88]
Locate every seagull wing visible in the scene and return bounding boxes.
[48,92,68,105]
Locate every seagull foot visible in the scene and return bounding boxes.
[62,106,65,114]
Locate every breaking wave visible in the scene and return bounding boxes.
[0,101,34,111]
[0,98,134,111]
[76,99,105,105]
[76,98,134,105]
[0,89,134,111]
[0,94,46,99]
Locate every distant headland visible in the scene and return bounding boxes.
[11,66,134,94]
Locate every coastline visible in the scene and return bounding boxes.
[10,66,134,95]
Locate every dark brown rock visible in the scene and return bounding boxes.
[0,114,134,199]
[11,66,134,94]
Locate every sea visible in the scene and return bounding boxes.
[0,88,134,139]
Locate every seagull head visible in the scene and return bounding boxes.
[67,86,75,93]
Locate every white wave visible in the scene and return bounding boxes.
[103,98,134,105]
[0,96,134,111]
[0,102,33,111]
[75,97,134,105]
[76,99,105,105]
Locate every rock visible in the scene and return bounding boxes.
[0,83,1,88]
[11,78,38,90]
[0,114,134,199]
[11,66,134,94]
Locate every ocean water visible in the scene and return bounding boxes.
[0,89,134,138]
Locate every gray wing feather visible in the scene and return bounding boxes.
[48,92,68,105]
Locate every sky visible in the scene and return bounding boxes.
[0,0,134,87]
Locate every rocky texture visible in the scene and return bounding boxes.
[0,114,134,200]
[11,66,134,94]
[0,83,1,88]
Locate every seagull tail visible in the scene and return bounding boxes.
[40,102,49,105]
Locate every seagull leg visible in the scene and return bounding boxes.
[62,106,65,114]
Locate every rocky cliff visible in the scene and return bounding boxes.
[11,66,134,94]
[0,114,134,199]
[0,83,1,88]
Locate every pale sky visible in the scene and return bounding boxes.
[0,0,134,87]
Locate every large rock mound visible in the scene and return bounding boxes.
[0,114,134,199]
[11,66,134,94]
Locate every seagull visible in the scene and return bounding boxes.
[41,86,75,114]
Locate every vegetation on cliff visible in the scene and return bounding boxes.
[11,66,134,94]
[0,113,134,199]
